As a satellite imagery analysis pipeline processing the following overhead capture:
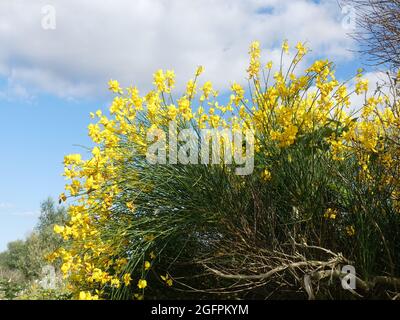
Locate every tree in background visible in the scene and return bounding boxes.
[35,198,68,266]
[344,0,400,69]
[0,198,67,299]
[37,198,68,233]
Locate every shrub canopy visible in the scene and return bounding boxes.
[53,41,400,300]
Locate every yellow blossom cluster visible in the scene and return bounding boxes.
[52,41,400,299]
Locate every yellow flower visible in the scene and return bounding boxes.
[54,225,65,234]
[231,83,245,106]
[266,61,273,70]
[355,78,369,95]
[79,291,99,300]
[247,41,261,79]
[150,251,156,260]
[59,193,67,203]
[92,146,101,157]
[167,105,178,120]
[108,79,122,94]
[178,97,193,121]
[123,273,132,286]
[186,79,197,98]
[116,258,128,268]
[133,293,144,300]
[137,279,147,289]
[165,70,175,89]
[346,225,355,237]
[161,274,173,287]
[144,261,151,270]
[282,40,289,54]
[79,291,88,300]
[271,124,298,147]
[61,262,71,275]
[324,208,338,220]
[261,169,272,182]
[295,42,307,56]
[202,81,213,100]
[111,278,121,288]
[64,154,82,166]
[153,69,166,92]
[195,66,204,77]
[126,201,135,212]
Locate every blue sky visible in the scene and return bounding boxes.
[0,95,105,250]
[0,0,381,251]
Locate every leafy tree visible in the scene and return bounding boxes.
[0,241,29,275]
[37,198,67,234]
[35,198,67,263]
[0,198,67,298]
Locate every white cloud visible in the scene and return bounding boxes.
[0,202,40,217]
[0,0,356,99]
[0,202,14,209]
[0,209,40,217]
[10,210,41,217]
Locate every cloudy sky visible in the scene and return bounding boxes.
[0,0,382,250]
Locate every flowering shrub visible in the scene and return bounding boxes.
[52,41,400,299]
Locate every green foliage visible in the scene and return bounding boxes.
[16,283,72,300]
[0,278,24,300]
[37,198,68,235]
[0,198,67,299]
[102,94,400,300]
